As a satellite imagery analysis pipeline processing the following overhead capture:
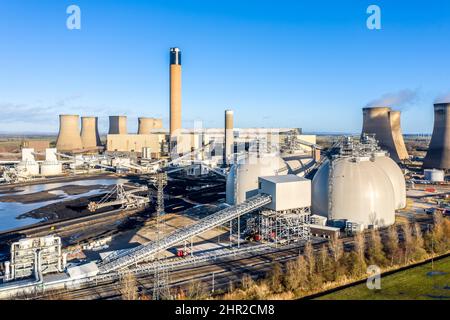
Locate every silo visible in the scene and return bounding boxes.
[138,117,163,134]
[423,103,450,169]
[226,153,288,205]
[56,115,83,152]
[81,117,101,150]
[312,156,396,228]
[224,110,234,164]
[362,107,407,162]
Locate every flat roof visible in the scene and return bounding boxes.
[309,224,340,232]
[259,174,309,184]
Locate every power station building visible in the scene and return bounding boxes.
[423,103,450,170]
[362,107,409,162]
[81,116,102,150]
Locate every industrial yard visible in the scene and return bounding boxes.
[1,2,450,305]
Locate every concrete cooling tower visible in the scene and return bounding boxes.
[226,153,289,205]
[137,117,163,134]
[81,117,101,150]
[56,115,83,152]
[362,107,409,162]
[109,116,127,134]
[423,103,450,169]
[312,157,396,228]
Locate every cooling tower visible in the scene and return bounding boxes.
[56,115,83,151]
[388,111,409,160]
[109,116,127,134]
[423,103,450,169]
[362,107,408,162]
[224,110,234,164]
[137,117,163,134]
[81,117,101,150]
[170,47,182,142]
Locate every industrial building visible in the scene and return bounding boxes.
[362,107,409,162]
[423,103,450,170]
[3,236,66,282]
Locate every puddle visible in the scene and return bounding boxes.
[427,271,448,277]
[0,178,128,232]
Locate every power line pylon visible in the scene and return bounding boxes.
[152,171,169,300]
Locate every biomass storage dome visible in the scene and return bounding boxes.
[312,157,396,228]
[373,152,406,209]
[226,154,288,205]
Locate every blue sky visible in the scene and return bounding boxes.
[0,0,449,134]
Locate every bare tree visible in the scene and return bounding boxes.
[366,228,387,266]
[401,222,414,264]
[266,262,283,293]
[186,280,207,299]
[385,224,401,266]
[303,241,315,277]
[329,235,343,263]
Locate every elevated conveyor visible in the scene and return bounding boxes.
[98,194,272,273]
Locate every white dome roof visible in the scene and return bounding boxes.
[373,154,406,209]
[312,157,396,228]
[226,154,288,205]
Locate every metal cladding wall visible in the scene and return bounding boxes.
[312,158,396,228]
[362,107,408,162]
[81,117,101,150]
[224,110,234,164]
[56,115,83,151]
[170,48,182,139]
[423,103,450,169]
[108,116,127,134]
[388,111,409,160]
[137,117,163,134]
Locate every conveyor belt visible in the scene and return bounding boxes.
[98,194,271,273]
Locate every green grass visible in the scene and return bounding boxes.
[317,257,450,300]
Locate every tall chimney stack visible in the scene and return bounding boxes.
[170,47,182,150]
[224,110,234,164]
[56,115,83,152]
[423,103,450,169]
[108,116,127,134]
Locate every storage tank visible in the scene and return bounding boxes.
[226,153,288,205]
[312,156,396,228]
[424,169,445,182]
[373,151,406,209]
